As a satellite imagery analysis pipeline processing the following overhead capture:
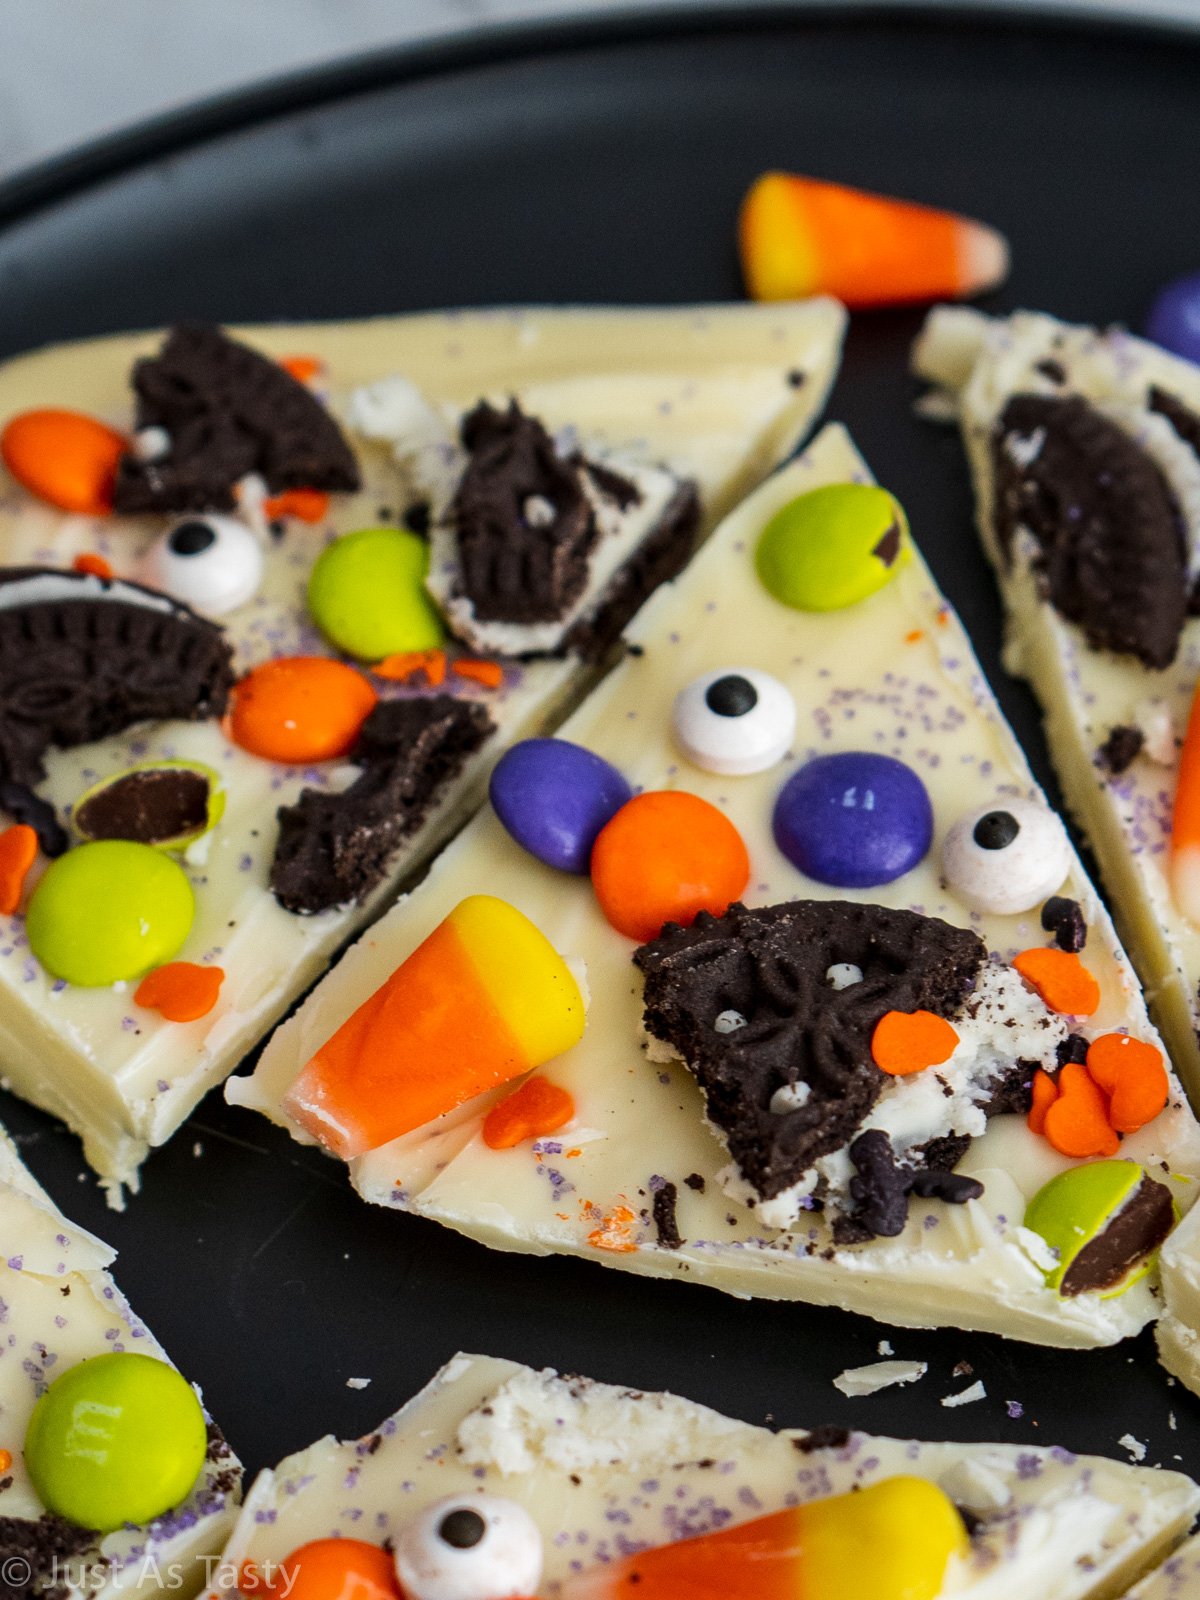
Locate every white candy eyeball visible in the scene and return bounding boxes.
[942,798,1071,914]
[393,1493,543,1600]
[671,668,796,776]
[138,514,264,618]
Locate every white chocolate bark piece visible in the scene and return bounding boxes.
[205,1352,1199,1600]
[912,306,1200,1100]
[0,1129,240,1597]
[0,301,845,1199]
[232,424,1200,1347]
[1122,1534,1200,1598]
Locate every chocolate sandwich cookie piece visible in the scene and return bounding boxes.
[563,480,701,660]
[113,324,360,514]
[450,400,598,626]
[0,1514,101,1600]
[0,568,234,792]
[270,694,494,915]
[991,393,1188,669]
[634,899,985,1204]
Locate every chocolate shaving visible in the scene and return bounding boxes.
[0,570,233,794]
[451,401,597,625]
[652,1182,683,1250]
[634,900,985,1203]
[1060,1173,1175,1296]
[113,323,360,514]
[580,457,642,511]
[795,1424,850,1453]
[872,521,903,568]
[270,695,493,914]
[1042,895,1087,952]
[992,393,1187,668]
[1097,725,1144,775]
[1035,358,1067,384]
[1057,1034,1089,1068]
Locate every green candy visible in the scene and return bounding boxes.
[26,840,194,987]
[25,1352,208,1534]
[308,526,445,660]
[1024,1159,1172,1298]
[756,483,911,611]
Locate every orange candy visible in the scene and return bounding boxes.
[72,552,114,579]
[1,409,128,514]
[263,487,331,524]
[1012,947,1100,1017]
[244,1540,401,1600]
[230,656,378,764]
[1041,1062,1120,1160]
[373,648,447,686]
[1086,1033,1169,1134]
[871,1009,959,1076]
[0,1449,10,1475]
[452,657,505,690]
[590,791,750,943]
[1028,1067,1058,1137]
[135,962,225,1023]
[278,355,325,385]
[739,172,1009,309]
[0,824,38,916]
[483,1075,576,1149]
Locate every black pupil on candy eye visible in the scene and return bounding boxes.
[438,1508,487,1549]
[706,675,758,718]
[169,520,217,556]
[973,810,1020,850]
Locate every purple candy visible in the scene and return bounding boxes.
[773,751,932,888]
[489,737,633,874]
[1145,271,1200,363]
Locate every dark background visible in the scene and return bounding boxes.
[2,6,1199,1484]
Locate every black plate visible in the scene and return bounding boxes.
[3,5,1200,1487]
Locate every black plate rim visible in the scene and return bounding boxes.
[3,0,1200,236]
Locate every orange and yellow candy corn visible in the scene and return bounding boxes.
[559,1476,967,1600]
[283,895,586,1158]
[1171,678,1200,924]
[740,173,1009,309]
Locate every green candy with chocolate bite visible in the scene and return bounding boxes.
[73,760,226,851]
[1024,1159,1176,1298]
[755,483,911,612]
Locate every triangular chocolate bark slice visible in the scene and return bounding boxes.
[635,900,984,1206]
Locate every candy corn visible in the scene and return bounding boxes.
[283,895,586,1158]
[558,1476,967,1600]
[739,173,1009,309]
[1171,677,1200,924]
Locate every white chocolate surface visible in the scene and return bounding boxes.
[0,301,845,1197]
[233,425,1200,1347]
[204,1352,1200,1600]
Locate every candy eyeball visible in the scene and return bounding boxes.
[138,514,264,617]
[393,1493,543,1600]
[942,798,1071,914]
[671,668,796,776]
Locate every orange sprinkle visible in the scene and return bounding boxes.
[871,1008,959,1076]
[565,1147,582,1159]
[263,487,330,524]
[1086,1033,1170,1134]
[0,1449,12,1474]
[372,648,446,686]
[905,628,924,643]
[452,657,505,690]
[135,962,225,1023]
[230,656,378,764]
[0,824,38,916]
[1013,947,1100,1017]
[279,355,324,384]
[1028,1067,1058,1137]
[72,551,114,579]
[1,409,127,515]
[936,606,952,626]
[1041,1061,1120,1159]
[587,1203,640,1254]
[483,1075,576,1149]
